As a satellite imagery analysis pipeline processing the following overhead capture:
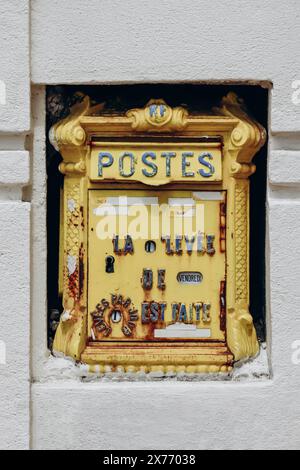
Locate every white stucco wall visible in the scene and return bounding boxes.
[0,1,30,132]
[0,0,300,450]
[30,0,300,133]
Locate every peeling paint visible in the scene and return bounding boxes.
[61,310,72,322]
[67,254,76,275]
[67,198,76,212]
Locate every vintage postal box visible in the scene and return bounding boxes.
[50,93,266,374]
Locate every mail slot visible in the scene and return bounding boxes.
[50,94,266,374]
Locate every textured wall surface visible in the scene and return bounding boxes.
[0,0,30,132]
[30,0,300,132]
[0,200,30,449]
[1,0,300,450]
[32,381,300,450]
[0,0,31,449]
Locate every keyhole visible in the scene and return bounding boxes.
[145,240,156,253]
[111,310,122,323]
[105,256,115,273]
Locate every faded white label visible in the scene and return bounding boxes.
[168,198,195,206]
[193,191,224,200]
[94,196,159,216]
[154,323,211,339]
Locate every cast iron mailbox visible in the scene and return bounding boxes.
[50,93,266,374]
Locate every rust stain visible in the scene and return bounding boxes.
[79,243,84,298]
[68,267,79,300]
[219,197,226,253]
[80,206,85,229]
[220,280,226,331]
[142,300,166,341]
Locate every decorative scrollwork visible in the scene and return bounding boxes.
[226,170,259,361]
[59,160,86,175]
[227,308,259,361]
[230,162,256,179]
[53,181,86,360]
[215,92,266,170]
[49,95,104,150]
[235,183,248,303]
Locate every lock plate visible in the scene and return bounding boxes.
[88,189,226,342]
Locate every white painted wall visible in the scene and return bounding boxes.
[1,0,300,450]
[30,0,300,132]
[0,1,30,132]
[0,179,30,450]
[0,0,31,449]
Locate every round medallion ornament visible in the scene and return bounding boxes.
[90,295,139,338]
[145,100,172,127]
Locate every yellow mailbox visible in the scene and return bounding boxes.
[50,92,266,374]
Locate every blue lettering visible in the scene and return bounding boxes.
[98,152,113,176]
[198,152,215,178]
[142,152,158,177]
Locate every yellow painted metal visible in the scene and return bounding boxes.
[89,142,222,185]
[88,189,225,342]
[58,187,64,296]
[51,94,266,373]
